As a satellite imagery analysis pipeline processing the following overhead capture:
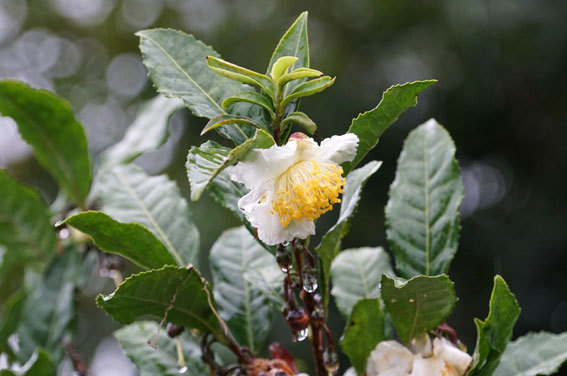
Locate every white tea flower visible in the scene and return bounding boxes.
[227,133,358,245]
[367,336,472,376]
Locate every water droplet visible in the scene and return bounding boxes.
[302,266,318,293]
[102,292,115,301]
[293,328,309,342]
[177,365,188,373]
[58,228,69,239]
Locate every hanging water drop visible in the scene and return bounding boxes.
[293,328,309,342]
[302,266,318,293]
[276,244,292,273]
[177,365,188,373]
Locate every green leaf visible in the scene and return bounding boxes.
[280,67,322,87]
[0,170,56,268]
[281,76,335,108]
[210,226,282,353]
[493,332,567,376]
[137,29,265,144]
[97,265,226,341]
[0,289,27,359]
[187,129,275,201]
[0,80,91,207]
[386,119,464,278]
[62,211,177,270]
[381,274,457,345]
[340,299,385,376]
[201,114,264,136]
[99,95,184,169]
[206,56,274,96]
[115,321,208,376]
[330,247,393,318]
[281,111,317,135]
[17,248,95,361]
[315,161,381,314]
[267,12,310,102]
[1,350,54,376]
[222,91,275,120]
[343,80,437,174]
[95,164,199,267]
[468,275,521,376]
[207,170,276,254]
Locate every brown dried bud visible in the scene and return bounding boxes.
[285,306,309,332]
[166,323,185,338]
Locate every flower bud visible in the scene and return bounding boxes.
[166,323,185,338]
[285,306,309,332]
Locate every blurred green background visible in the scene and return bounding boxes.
[1,0,566,374]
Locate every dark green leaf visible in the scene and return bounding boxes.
[281,76,335,108]
[206,56,274,96]
[115,321,208,376]
[97,265,226,342]
[0,80,91,207]
[281,111,316,135]
[201,114,264,136]
[340,299,385,375]
[343,80,437,173]
[0,349,54,376]
[187,129,275,201]
[62,211,176,270]
[386,119,464,278]
[137,29,261,144]
[222,91,275,120]
[17,248,95,361]
[330,247,393,318]
[0,289,27,359]
[95,164,199,267]
[267,12,310,103]
[315,161,381,314]
[493,332,567,376]
[99,95,184,169]
[0,170,56,270]
[210,226,281,353]
[468,275,521,376]
[381,274,457,345]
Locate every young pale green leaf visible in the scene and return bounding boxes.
[206,56,274,97]
[381,274,457,345]
[17,248,96,362]
[222,91,275,120]
[281,111,317,135]
[97,265,226,341]
[330,247,393,319]
[343,80,437,174]
[340,299,385,376]
[0,170,56,267]
[62,211,177,270]
[315,161,382,314]
[267,12,309,104]
[0,80,91,207]
[271,56,298,82]
[279,68,322,87]
[137,29,261,144]
[281,76,335,108]
[493,332,567,376]
[468,275,521,376]
[201,114,264,136]
[115,321,208,376]
[207,170,276,255]
[95,164,199,267]
[99,95,184,169]
[210,226,282,353]
[386,119,464,278]
[187,129,274,201]
[0,289,27,359]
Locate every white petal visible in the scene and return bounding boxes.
[237,182,315,245]
[367,341,413,376]
[409,333,432,356]
[317,133,359,165]
[227,141,299,190]
[433,338,472,375]
[410,355,443,376]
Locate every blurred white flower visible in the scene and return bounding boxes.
[367,335,472,376]
[227,133,358,245]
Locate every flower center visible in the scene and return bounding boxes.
[272,160,345,227]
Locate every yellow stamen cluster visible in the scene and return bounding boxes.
[272,160,345,227]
